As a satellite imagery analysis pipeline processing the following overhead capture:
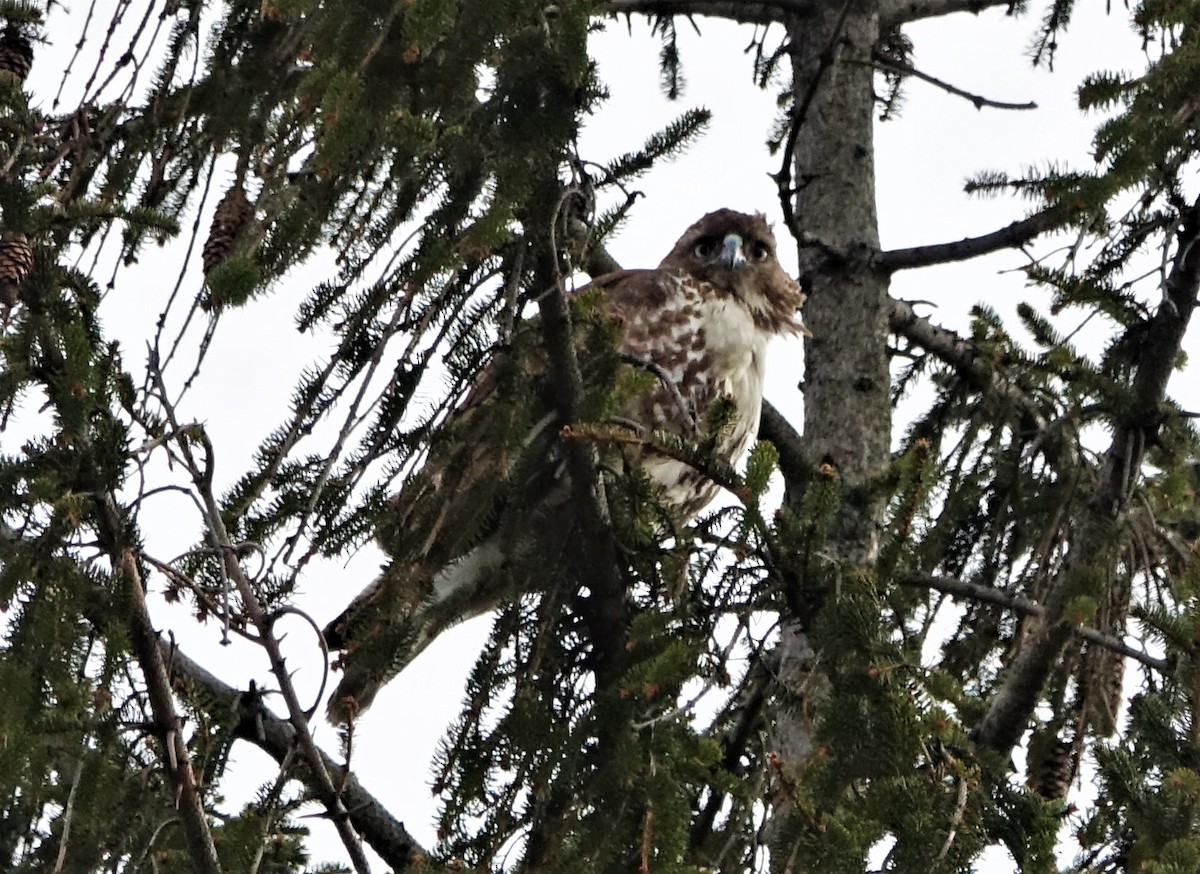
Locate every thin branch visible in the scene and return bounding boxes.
[146,364,374,874]
[51,758,85,874]
[772,0,854,241]
[935,778,970,863]
[93,495,223,874]
[877,207,1066,273]
[621,351,698,432]
[901,573,1169,671]
[166,645,425,871]
[869,50,1037,111]
[198,435,372,874]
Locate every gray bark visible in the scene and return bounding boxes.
[771,0,891,776]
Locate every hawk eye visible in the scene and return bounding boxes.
[749,240,771,261]
[693,240,714,259]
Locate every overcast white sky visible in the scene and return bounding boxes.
[9,1,1175,870]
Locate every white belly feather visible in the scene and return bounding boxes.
[635,282,769,513]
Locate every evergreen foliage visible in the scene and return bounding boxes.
[6,0,1200,871]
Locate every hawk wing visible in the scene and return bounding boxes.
[324,270,675,717]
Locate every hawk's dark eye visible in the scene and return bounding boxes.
[749,240,771,262]
[693,240,714,259]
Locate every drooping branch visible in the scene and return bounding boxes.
[167,645,426,871]
[973,196,1200,755]
[888,297,1055,445]
[869,49,1037,111]
[877,207,1066,273]
[901,573,1169,672]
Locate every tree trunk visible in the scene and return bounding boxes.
[773,0,890,771]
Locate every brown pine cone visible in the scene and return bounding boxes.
[0,231,34,306]
[0,28,33,84]
[202,185,254,275]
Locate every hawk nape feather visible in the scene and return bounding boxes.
[324,209,807,721]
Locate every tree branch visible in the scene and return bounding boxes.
[773,0,854,241]
[901,573,1169,672]
[581,240,622,278]
[145,358,374,874]
[878,0,1013,26]
[93,495,223,874]
[973,197,1200,755]
[604,0,1013,28]
[604,0,819,25]
[877,207,1065,273]
[166,645,426,871]
[887,297,1070,464]
[759,399,808,489]
[869,50,1037,112]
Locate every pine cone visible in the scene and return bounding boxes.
[1027,727,1075,800]
[0,231,34,306]
[201,185,254,276]
[0,28,33,84]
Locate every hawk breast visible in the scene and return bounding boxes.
[615,271,770,516]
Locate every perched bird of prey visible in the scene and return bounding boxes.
[324,209,807,719]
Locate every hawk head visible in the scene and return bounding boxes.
[658,208,808,336]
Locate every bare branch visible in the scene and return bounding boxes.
[93,496,223,874]
[167,645,426,871]
[869,49,1037,111]
[877,208,1066,273]
[52,759,85,874]
[145,366,375,874]
[604,0,818,25]
[621,351,699,431]
[901,573,1169,672]
[773,0,854,241]
[878,0,1013,26]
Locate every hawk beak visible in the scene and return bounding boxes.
[719,233,747,269]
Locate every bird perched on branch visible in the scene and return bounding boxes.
[324,209,807,720]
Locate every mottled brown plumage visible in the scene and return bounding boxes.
[325,209,806,720]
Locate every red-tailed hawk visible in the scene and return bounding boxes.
[325,209,806,719]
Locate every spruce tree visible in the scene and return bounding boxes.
[2,0,1200,872]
